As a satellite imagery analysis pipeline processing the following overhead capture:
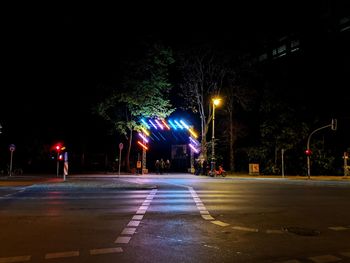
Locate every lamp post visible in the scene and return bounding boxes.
[211,98,221,175]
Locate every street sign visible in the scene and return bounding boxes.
[9,144,16,152]
[119,143,124,150]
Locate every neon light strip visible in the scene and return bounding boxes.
[141,119,150,129]
[189,136,198,145]
[138,133,149,143]
[148,119,158,129]
[180,120,190,129]
[189,143,199,153]
[188,128,198,138]
[154,119,164,130]
[174,120,183,129]
[137,141,148,150]
[141,127,150,136]
[168,120,177,130]
[161,120,170,130]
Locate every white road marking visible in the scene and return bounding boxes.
[132,215,144,220]
[127,220,140,227]
[328,226,349,231]
[136,209,146,214]
[197,206,207,210]
[200,210,210,214]
[121,227,137,235]
[115,236,131,244]
[45,251,79,259]
[139,205,149,210]
[90,247,123,255]
[232,226,258,232]
[308,254,342,263]
[0,255,31,263]
[201,215,215,220]
[211,221,230,227]
[266,229,284,234]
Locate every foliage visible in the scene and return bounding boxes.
[94,42,175,171]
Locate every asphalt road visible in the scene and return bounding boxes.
[0,175,349,263]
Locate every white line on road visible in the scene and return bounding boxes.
[115,236,131,244]
[90,247,123,255]
[201,215,215,220]
[132,215,144,220]
[328,226,349,231]
[121,227,137,235]
[136,209,146,214]
[266,229,284,234]
[0,255,31,263]
[44,251,79,259]
[127,220,141,227]
[232,226,258,232]
[308,254,342,263]
[211,221,230,227]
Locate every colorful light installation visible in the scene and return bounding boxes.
[137,117,200,154]
[137,141,148,150]
[138,132,149,143]
[189,143,199,153]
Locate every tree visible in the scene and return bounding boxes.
[220,57,259,172]
[95,43,175,172]
[177,47,228,161]
[257,88,309,174]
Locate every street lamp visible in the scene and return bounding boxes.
[211,97,221,175]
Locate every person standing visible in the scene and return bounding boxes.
[160,158,165,174]
[155,160,160,174]
[165,159,171,174]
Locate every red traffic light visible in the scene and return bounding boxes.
[55,145,61,151]
[305,149,312,156]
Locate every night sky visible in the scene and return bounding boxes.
[1,2,349,171]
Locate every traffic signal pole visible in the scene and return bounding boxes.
[306,119,337,179]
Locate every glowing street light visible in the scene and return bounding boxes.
[211,97,221,175]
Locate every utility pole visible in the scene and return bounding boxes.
[281,149,285,178]
[306,119,337,179]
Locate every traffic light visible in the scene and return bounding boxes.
[305,149,312,156]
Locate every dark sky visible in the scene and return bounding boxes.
[1,1,349,155]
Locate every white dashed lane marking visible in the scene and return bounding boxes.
[308,254,342,263]
[114,189,158,245]
[115,236,131,244]
[90,247,123,255]
[0,255,31,263]
[232,226,259,232]
[187,186,231,227]
[121,227,137,235]
[44,251,79,259]
[328,226,349,231]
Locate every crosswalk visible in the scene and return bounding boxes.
[0,187,349,262]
